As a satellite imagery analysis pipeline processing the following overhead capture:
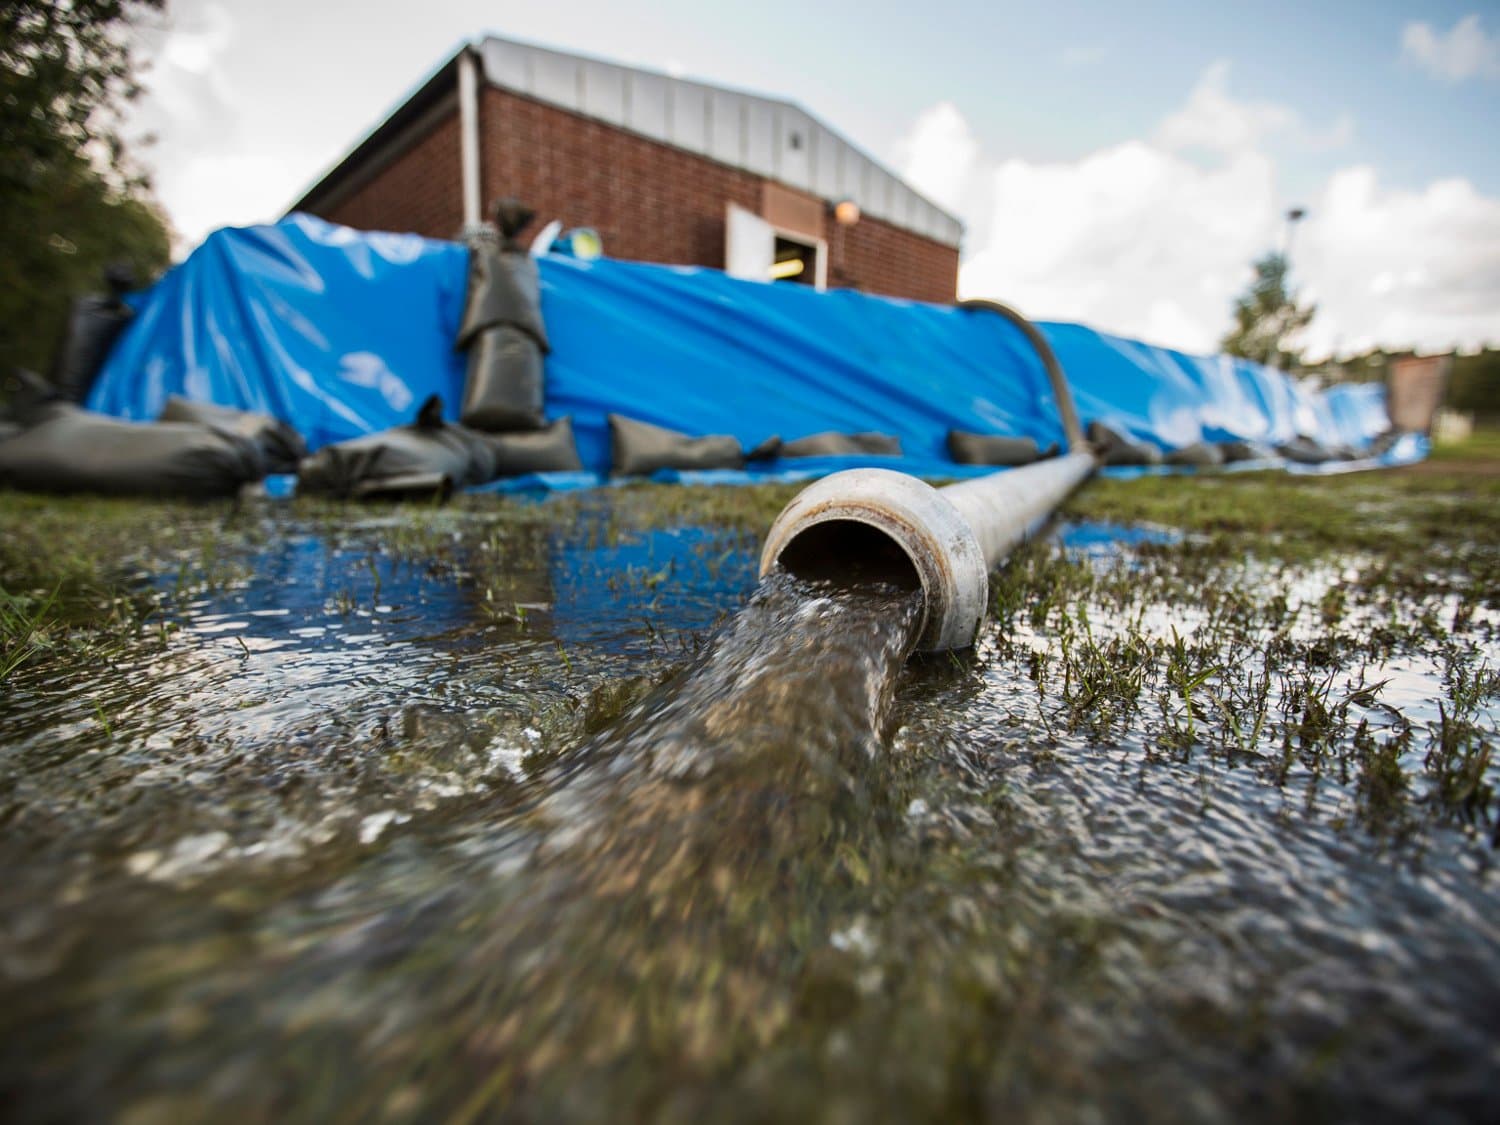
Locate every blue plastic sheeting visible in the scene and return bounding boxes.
[1043,323,1322,449]
[90,215,1403,480]
[91,218,469,452]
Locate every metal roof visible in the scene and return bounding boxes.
[478,36,963,248]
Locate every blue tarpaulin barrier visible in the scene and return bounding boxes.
[89,215,1410,483]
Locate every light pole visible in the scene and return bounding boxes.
[1283,206,1307,269]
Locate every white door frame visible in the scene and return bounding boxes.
[725,203,827,290]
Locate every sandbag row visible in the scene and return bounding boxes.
[0,365,589,499]
[605,414,908,477]
[1086,421,1375,467]
[159,395,306,474]
[0,393,268,499]
[296,396,581,500]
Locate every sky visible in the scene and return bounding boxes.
[125,0,1500,359]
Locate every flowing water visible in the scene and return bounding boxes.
[0,505,1496,1122]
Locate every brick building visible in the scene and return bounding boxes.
[290,36,962,304]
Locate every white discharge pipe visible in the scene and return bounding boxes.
[457,48,483,230]
[760,451,1097,652]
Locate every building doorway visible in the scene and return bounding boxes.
[770,235,819,285]
[725,204,827,289]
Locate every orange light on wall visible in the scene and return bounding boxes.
[833,199,861,226]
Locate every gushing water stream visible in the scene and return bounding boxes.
[424,570,926,1112]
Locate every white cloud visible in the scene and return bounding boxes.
[135,4,237,149]
[130,4,246,250]
[1298,168,1500,354]
[899,62,1500,357]
[1401,14,1500,83]
[130,2,332,251]
[892,101,979,216]
[1154,60,1295,156]
[162,152,297,251]
[1155,59,1353,157]
[960,140,1276,353]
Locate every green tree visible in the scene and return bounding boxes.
[1448,348,1500,420]
[1,0,171,378]
[1220,252,1316,370]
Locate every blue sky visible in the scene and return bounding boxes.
[505,0,1495,197]
[132,0,1499,356]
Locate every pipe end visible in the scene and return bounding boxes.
[759,469,988,652]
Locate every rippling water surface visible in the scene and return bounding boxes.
[0,507,1495,1122]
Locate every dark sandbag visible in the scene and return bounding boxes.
[159,395,307,474]
[456,239,548,352]
[1218,439,1276,463]
[777,431,903,458]
[4,369,60,427]
[486,417,583,476]
[1277,435,1339,465]
[0,403,265,498]
[296,396,497,500]
[1166,441,1225,467]
[50,266,136,402]
[460,325,546,432]
[743,435,783,461]
[609,414,744,476]
[947,431,1057,466]
[1087,421,1164,466]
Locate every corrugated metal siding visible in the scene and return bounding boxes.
[477,37,962,248]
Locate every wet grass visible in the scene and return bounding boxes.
[0,466,1494,830]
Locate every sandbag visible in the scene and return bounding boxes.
[487,417,583,475]
[1277,435,1340,465]
[1087,421,1164,466]
[609,414,744,476]
[777,431,903,458]
[296,396,497,500]
[51,296,133,401]
[743,435,783,461]
[1217,439,1276,463]
[1166,441,1225,468]
[947,431,1057,466]
[51,293,133,403]
[460,325,546,432]
[455,236,548,352]
[0,402,265,498]
[159,395,307,474]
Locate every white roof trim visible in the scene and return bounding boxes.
[478,35,963,249]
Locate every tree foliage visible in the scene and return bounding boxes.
[0,0,171,377]
[1220,252,1315,370]
[1449,348,1500,419]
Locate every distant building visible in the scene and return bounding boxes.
[289,36,962,304]
[1388,353,1452,434]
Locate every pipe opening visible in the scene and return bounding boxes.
[775,519,922,591]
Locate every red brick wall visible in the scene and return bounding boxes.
[832,214,960,305]
[305,84,958,303]
[480,86,764,270]
[317,108,465,240]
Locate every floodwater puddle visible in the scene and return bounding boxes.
[0,506,1496,1122]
